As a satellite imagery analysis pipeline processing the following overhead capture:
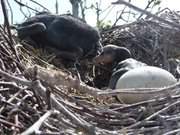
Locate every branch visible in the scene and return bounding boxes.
[1,0,21,62]
[29,0,50,12]
[163,129,180,135]
[14,0,39,12]
[137,0,156,20]
[25,66,180,104]
[6,0,13,24]
[0,69,96,134]
[0,70,31,86]
[126,100,180,129]
[25,66,101,97]
[21,110,57,135]
[1,0,13,44]
[79,0,86,21]
[112,0,180,30]
[113,6,127,26]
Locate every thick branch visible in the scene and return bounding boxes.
[112,0,180,30]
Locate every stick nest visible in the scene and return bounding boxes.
[1,11,180,135]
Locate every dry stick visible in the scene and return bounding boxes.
[1,0,20,62]
[0,42,25,72]
[0,118,22,128]
[112,94,180,111]
[137,0,155,20]
[98,82,180,96]
[1,0,13,44]
[163,128,180,135]
[13,115,19,135]
[145,100,180,121]
[166,115,180,121]
[112,0,180,30]
[0,70,31,86]
[113,5,127,26]
[6,0,13,24]
[27,66,180,99]
[0,28,12,49]
[26,66,101,97]
[137,126,161,134]
[126,100,180,129]
[0,89,24,113]
[0,64,179,100]
[0,70,96,135]
[29,0,49,11]
[14,0,39,12]
[51,94,96,135]
[1,68,180,133]
[0,81,21,89]
[21,110,56,135]
[32,80,96,135]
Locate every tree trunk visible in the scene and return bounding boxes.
[69,0,80,17]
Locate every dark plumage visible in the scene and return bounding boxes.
[93,44,131,66]
[17,13,102,61]
[93,44,137,88]
[93,44,177,103]
[109,58,146,89]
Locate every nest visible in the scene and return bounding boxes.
[102,20,180,76]
[0,11,180,135]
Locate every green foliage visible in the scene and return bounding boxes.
[97,20,112,30]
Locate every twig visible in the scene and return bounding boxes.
[0,69,96,134]
[0,118,22,128]
[0,89,24,113]
[1,0,21,62]
[98,81,180,96]
[1,0,13,44]
[112,0,180,30]
[163,128,180,135]
[26,66,180,102]
[113,5,127,26]
[31,80,96,135]
[101,6,114,23]
[6,0,13,24]
[0,62,179,101]
[29,0,49,11]
[0,26,12,46]
[145,100,180,121]
[25,66,101,96]
[51,94,96,135]
[126,100,180,129]
[21,110,57,135]
[19,3,30,19]
[14,0,39,12]
[137,0,156,20]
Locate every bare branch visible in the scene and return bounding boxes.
[137,0,157,20]
[1,0,21,63]
[21,110,57,135]
[112,0,180,30]
[14,0,39,13]
[1,0,13,44]
[29,0,50,12]
[113,6,127,26]
[6,0,13,24]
